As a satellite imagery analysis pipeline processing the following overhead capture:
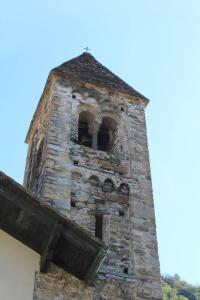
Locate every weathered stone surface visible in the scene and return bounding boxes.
[24,54,163,299]
[33,267,162,300]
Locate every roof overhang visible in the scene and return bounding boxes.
[0,171,107,281]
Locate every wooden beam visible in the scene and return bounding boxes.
[84,247,108,282]
[40,223,62,272]
[0,171,105,279]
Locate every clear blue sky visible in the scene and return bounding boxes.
[0,0,199,284]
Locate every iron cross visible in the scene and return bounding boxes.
[84,47,91,52]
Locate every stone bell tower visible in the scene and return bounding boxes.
[24,52,163,299]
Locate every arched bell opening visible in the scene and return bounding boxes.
[77,111,93,148]
[97,116,118,152]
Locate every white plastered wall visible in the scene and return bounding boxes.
[0,230,39,300]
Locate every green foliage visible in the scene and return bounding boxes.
[162,275,200,300]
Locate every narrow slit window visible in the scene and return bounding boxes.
[119,210,124,217]
[95,214,103,239]
[71,199,76,207]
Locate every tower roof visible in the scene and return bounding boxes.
[25,52,149,143]
[52,52,148,101]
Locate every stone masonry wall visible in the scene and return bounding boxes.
[33,265,162,300]
[25,75,163,299]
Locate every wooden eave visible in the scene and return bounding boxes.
[0,171,107,281]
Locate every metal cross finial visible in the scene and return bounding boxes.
[84,47,91,52]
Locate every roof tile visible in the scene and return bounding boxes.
[52,52,148,101]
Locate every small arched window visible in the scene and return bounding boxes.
[88,175,100,187]
[78,111,93,148]
[102,178,115,193]
[97,117,118,152]
[118,183,130,196]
